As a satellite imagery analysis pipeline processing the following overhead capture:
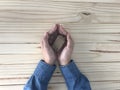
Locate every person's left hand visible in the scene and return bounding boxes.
[41,25,57,65]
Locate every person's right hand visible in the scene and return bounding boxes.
[58,25,74,65]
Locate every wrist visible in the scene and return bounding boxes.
[59,60,71,66]
[44,59,55,65]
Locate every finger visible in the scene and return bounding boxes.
[67,33,74,48]
[48,24,57,35]
[48,24,59,45]
[43,32,49,46]
[58,24,67,36]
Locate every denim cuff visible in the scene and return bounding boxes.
[60,60,81,80]
[34,60,56,83]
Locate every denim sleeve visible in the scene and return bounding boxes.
[24,60,56,90]
[60,60,91,90]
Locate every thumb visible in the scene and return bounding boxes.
[67,33,73,48]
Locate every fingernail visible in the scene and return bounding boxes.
[56,24,60,29]
[52,24,57,29]
[59,23,62,26]
[56,23,59,26]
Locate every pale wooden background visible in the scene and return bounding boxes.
[0,0,120,90]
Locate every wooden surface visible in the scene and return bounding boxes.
[0,0,120,90]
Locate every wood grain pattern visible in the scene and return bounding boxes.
[0,0,120,90]
[53,0,120,3]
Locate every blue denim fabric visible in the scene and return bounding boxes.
[24,60,91,90]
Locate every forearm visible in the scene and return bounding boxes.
[24,60,56,90]
[60,60,91,90]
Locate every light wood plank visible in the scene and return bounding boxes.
[0,72,120,85]
[0,53,120,64]
[0,23,120,33]
[53,0,120,3]
[0,1,120,23]
[0,81,120,90]
[0,33,120,43]
[0,44,120,54]
[0,62,120,85]
[0,62,120,73]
